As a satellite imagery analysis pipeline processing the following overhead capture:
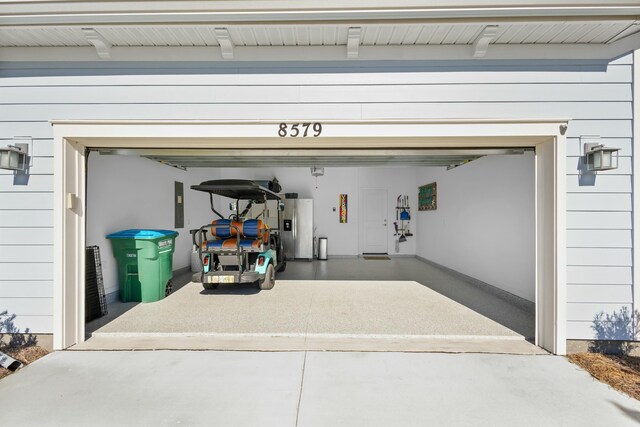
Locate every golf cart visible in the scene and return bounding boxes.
[191,179,286,290]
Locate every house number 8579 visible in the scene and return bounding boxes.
[278,123,322,137]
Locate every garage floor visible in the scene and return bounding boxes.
[83,258,538,353]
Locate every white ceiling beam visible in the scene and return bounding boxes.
[347,27,361,59]
[213,27,234,59]
[81,28,111,59]
[472,25,499,58]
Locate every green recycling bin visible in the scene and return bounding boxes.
[106,229,179,303]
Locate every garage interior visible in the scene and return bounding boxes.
[80,147,538,352]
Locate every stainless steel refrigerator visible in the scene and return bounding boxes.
[282,199,314,260]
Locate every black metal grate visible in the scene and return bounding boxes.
[85,246,108,322]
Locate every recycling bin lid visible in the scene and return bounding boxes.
[106,229,178,239]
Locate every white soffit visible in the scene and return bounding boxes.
[1,22,638,47]
[0,20,638,61]
[2,0,640,62]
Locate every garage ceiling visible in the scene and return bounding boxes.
[95,148,527,169]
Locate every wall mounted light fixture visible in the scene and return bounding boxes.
[584,143,620,171]
[311,167,324,189]
[0,144,28,171]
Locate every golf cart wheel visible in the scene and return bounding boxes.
[259,264,276,290]
[203,283,219,290]
[277,255,287,272]
[165,280,173,297]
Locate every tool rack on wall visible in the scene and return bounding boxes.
[394,195,412,242]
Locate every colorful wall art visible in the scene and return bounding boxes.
[418,182,437,211]
[339,194,348,223]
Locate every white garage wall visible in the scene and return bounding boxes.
[0,54,633,338]
[85,162,418,297]
[215,167,417,256]
[415,153,536,302]
[86,154,216,296]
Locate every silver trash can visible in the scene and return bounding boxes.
[318,237,328,260]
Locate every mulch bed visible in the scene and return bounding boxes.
[0,346,49,380]
[568,353,640,400]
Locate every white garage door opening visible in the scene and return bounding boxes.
[52,119,567,354]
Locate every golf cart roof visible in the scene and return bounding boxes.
[191,179,281,201]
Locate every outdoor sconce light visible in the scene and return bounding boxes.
[584,143,620,172]
[0,144,28,171]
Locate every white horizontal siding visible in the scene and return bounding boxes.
[566,193,631,211]
[0,122,54,138]
[33,140,54,157]
[567,230,631,248]
[0,56,633,339]
[565,175,631,193]
[0,210,53,228]
[566,211,631,230]
[303,84,632,103]
[567,248,632,266]
[0,192,53,209]
[0,228,54,245]
[361,102,631,120]
[567,266,631,285]
[0,281,53,298]
[567,284,632,304]
[0,104,364,121]
[0,175,53,192]
[567,303,631,322]
[0,245,53,262]
[1,297,53,316]
[0,315,52,334]
[563,120,631,138]
[567,321,632,341]
[0,263,53,281]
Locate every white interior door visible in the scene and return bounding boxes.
[362,189,388,254]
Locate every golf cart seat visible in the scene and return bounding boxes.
[204,238,266,250]
[208,219,240,238]
[203,219,270,252]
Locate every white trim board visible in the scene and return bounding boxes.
[633,49,640,338]
[3,36,640,62]
[3,1,640,26]
[51,118,567,354]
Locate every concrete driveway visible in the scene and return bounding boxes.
[1,351,639,426]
